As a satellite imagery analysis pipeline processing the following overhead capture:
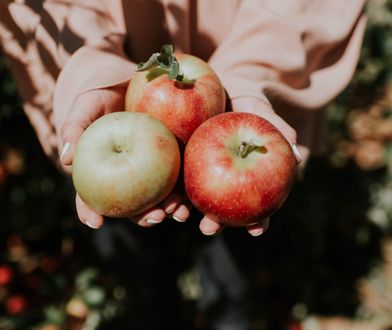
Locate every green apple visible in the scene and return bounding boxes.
[72,112,180,218]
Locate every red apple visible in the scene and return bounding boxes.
[184,112,296,226]
[5,295,27,315]
[0,266,13,285]
[72,112,180,218]
[125,45,226,144]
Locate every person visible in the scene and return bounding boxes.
[0,0,367,328]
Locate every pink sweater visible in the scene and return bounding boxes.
[0,0,367,164]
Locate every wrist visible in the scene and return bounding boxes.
[230,96,274,117]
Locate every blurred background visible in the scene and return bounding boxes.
[1,1,392,329]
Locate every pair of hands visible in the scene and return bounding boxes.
[59,85,300,237]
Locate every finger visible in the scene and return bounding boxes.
[160,193,190,222]
[172,204,190,223]
[255,113,303,165]
[232,98,297,144]
[263,113,297,145]
[246,218,270,237]
[132,207,166,227]
[161,193,185,214]
[60,91,103,166]
[231,98,302,164]
[199,216,225,236]
[60,87,125,166]
[75,194,104,229]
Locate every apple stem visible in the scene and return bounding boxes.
[238,141,266,158]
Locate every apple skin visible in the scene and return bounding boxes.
[72,112,180,218]
[125,53,226,144]
[184,112,296,226]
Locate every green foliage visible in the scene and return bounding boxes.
[137,44,194,83]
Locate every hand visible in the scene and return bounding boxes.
[59,86,191,229]
[198,97,303,237]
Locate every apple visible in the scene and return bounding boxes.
[184,112,296,226]
[72,112,180,218]
[0,265,13,285]
[5,295,27,315]
[125,44,226,144]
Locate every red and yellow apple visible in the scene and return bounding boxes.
[125,45,226,144]
[184,112,296,226]
[72,112,180,218]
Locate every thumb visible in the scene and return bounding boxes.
[59,91,97,167]
[231,97,302,164]
[258,111,303,165]
[59,87,126,168]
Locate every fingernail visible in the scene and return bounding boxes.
[85,220,100,229]
[250,228,264,237]
[202,229,216,236]
[173,215,185,223]
[146,219,160,225]
[201,224,217,236]
[291,144,302,164]
[60,142,70,161]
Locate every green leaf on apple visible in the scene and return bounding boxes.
[137,53,160,71]
[160,44,174,57]
[137,44,194,84]
[168,60,181,80]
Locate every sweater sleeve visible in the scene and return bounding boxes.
[208,0,367,117]
[0,0,135,161]
[51,0,136,138]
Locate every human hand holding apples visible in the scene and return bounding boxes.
[63,45,301,236]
